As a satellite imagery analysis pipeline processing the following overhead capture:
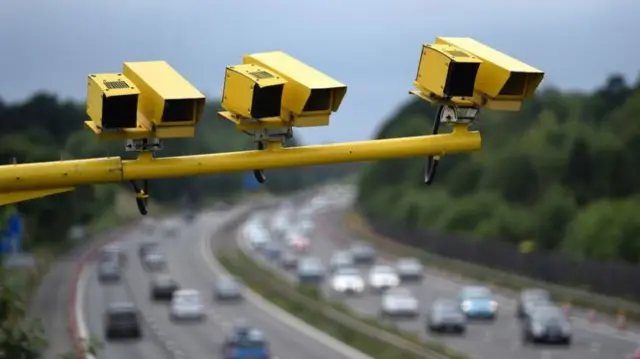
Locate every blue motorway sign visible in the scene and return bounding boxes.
[243,172,261,191]
[0,211,23,254]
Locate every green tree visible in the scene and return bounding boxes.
[356,73,640,263]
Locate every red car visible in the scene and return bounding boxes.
[288,235,310,253]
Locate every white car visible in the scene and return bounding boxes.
[161,220,180,237]
[368,265,400,292]
[380,287,419,317]
[395,257,424,281]
[170,289,205,321]
[141,217,157,233]
[142,252,166,271]
[331,267,365,294]
[244,225,269,249]
[329,251,354,272]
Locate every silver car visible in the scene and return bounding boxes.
[215,276,243,302]
[427,299,466,334]
[142,252,167,271]
[350,243,377,264]
[100,246,126,267]
[368,265,400,292]
[380,287,419,317]
[297,257,326,285]
[330,267,365,294]
[517,288,551,319]
[395,257,423,282]
[98,261,121,283]
[329,251,354,272]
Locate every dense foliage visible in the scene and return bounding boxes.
[356,74,640,263]
[0,93,356,251]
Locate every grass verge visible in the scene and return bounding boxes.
[345,210,640,322]
[218,249,468,359]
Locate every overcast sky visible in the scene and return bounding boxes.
[1,0,638,144]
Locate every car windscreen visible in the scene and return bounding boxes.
[372,266,394,274]
[142,243,159,252]
[154,278,175,287]
[100,263,119,271]
[434,305,461,316]
[335,268,359,276]
[533,308,565,323]
[523,289,550,300]
[398,259,420,267]
[300,259,323,270]
[462,288,491,299]
[218,280,240,290]
[108,311,136,323]
[176,294,201,305]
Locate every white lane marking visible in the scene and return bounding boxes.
[199,219,374,359]
[590,341,601,353]
[75,263,97,359]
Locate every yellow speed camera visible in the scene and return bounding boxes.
[435,37,544,111]
[122,61,206,138]
[242,51,347,127]
[221,64,287,120]
[86,73,140,131]
[414,44,482,100]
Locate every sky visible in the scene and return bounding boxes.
[1,0,639,144]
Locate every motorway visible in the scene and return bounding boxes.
[76,203,370,359]
[243,185,640,359]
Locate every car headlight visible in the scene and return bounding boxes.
[461,300,472,312]
[489,300,498,312]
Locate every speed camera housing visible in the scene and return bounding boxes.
[414,43,482,100]
[242,51,347,127]
[221,63,287,120]
[435,37,544,111]
[86,73,140,131]
[122,61,206,138]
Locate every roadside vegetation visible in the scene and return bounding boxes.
[357,74,640,263]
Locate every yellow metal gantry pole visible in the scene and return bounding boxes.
[0,37,545,209]
[0,126,480,193]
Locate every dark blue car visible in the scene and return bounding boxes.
[222,329,271,359]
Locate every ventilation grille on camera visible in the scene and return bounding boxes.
[250,71,274,80]
[104,80,130,90]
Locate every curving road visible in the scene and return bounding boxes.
[77,203,369,359]
[247,185,640,359]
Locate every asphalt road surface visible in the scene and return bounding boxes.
[79,204,365,359]
[246,185,640,359]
